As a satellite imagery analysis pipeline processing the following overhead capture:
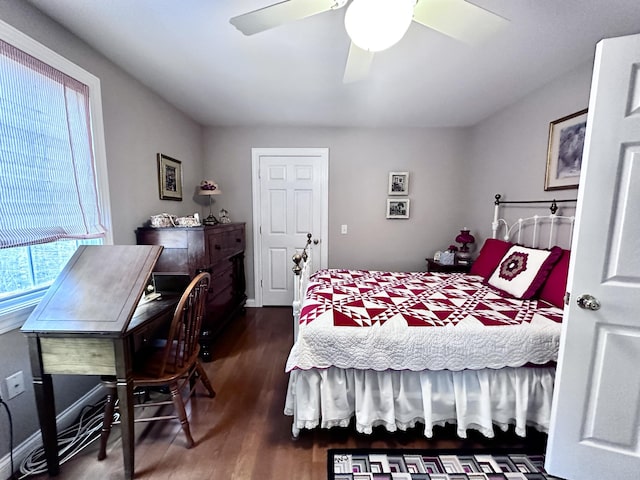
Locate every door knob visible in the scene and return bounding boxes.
[313,239,319,245]
[577,294,601,311]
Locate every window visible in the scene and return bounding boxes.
[0,20,112,333]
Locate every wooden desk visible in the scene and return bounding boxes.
[25,298,176,478]
[21,245,170,480]
[136,224,247,360]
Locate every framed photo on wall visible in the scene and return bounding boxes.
[157,153,183,200]
[388,171,409,195]
[545,109,588,191]
[386,198,410,219]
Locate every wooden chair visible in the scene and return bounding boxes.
[97,272,215,460]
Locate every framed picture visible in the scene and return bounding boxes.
[388,171,409,195]
[157,153,183,200]
[545,109,588,191]
[386,198,410,219]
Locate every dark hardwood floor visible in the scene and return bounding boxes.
[28,307,548,479]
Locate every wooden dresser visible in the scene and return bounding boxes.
[136,223,246,361]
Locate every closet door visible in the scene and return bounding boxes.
[252,148,328,306]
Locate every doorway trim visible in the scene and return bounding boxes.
[251,147,329,307]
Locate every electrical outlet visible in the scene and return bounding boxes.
[5,370,25,399]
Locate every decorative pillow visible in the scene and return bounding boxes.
[487,245,563,299]
[539,249,571,308]
[469,238,513,279]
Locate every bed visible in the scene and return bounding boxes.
[284,195,576,439]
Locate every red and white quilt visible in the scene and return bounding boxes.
[285,270,563,372]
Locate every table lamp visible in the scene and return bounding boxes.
[198,180,221,225]
[455,228,475,262]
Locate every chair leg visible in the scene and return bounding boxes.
[194,361,216,398]
[97,387,117,461]
[169,381,195,448]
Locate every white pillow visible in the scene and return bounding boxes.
[487,245,563,299]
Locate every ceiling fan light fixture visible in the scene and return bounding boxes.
[344,0,415,52]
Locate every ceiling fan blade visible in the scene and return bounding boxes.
[230,0,342,35]
[413,0,508,45]
[343,42,374,84]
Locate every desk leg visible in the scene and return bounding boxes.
[32,375,59,475]
[117,378,135,480]
[27,337,59,476]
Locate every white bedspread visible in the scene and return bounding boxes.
[285,270,563,372]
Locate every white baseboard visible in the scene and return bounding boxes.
[245,298,256,308]
[0,385,104,480]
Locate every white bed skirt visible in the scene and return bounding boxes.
[284,366,555,439]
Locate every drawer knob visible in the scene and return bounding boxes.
[214,244,221,250]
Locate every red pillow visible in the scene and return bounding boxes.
[469,238,513,279]
[539,249,570,308]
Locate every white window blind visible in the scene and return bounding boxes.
[0,38,106,248]
[0,18,111,333]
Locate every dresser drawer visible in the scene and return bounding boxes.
[204,224,245,264]
[208,263,233,299]
[225,227,245,255]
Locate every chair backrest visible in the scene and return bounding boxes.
[158,272,210,376]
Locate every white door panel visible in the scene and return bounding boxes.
[268,247,287,289]
[252,148,328,306]
[547,33,640,480]
[268,189,287,233]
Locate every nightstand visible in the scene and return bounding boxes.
[425,258,472,273]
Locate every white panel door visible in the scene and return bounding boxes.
[546,33,640,480]
[252,148,328,306]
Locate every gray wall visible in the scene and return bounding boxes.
[203,127,469,301]
[0,0,204,461]
[462,61,593,245]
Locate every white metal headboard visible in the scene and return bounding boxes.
[491,194,577,249]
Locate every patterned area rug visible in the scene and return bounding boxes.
[328,449,565,479]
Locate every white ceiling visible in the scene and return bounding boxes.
[26,0,640,128]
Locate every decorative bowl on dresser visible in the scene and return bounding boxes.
[136,223,246,361]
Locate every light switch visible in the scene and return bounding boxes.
[341,224,348,234]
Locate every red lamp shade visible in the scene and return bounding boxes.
[455,228,475,252]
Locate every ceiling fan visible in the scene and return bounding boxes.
[230,0,508,83]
